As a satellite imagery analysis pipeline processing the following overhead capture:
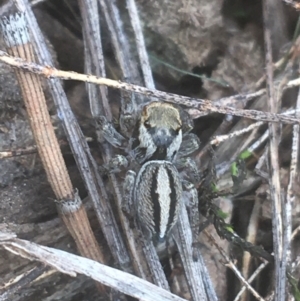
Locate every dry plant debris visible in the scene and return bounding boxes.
[0,1,300,301]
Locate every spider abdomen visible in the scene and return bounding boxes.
[134,160,182,242]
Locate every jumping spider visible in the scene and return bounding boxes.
[98,96,273,263]
[97,97,201,245]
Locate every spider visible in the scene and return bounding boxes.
[97,97,273,264]
[97,97,201,245]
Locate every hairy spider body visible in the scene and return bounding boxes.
[128,101,200,243]
[100,100,200,243]
[134,160,182,242]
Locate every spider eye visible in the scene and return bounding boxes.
[144,120,151,128]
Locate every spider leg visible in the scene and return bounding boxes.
[120,91,138,138]
[182,180,199,261]
[177,133,200,159]
[96,115,126,148]
[122,170,136,223]
[175,157,201,185]
[99,154,129,174]
[178,106,194,134]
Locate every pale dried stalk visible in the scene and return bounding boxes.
[0,50,300,125]
[0,12,106,293]
[241,198,261,301]
[99,0,141,85]
[263,1,285,300]
[13,0,130,268]
[1,17,73,200]
[173,208,213,301]
[286,77,300,88]
[0,229,187,301]
[285,75,300,264]
[249,109,298,155]
[210,122,264,146]
[78,0,110,120]
[125,0,155,89]
[282,0,300,10]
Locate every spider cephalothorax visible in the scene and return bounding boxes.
[130,102,185,164]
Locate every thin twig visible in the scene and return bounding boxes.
[234,261,269,301]
[0,146,37,158]
[263,2,285,300]
[0,137,93,159]
[0,231,187,301]
[241,197,261,301]
[78,0,110,120]
[286,72,300,264]
[292,225,300,240]
[210,122,264,146]
[282,0,300,10]
[173,207,211,301]
[99,0,142,85]
[1,50,300,124]
[30,0,47,5]
[249,109,298,155]
[126,0,155,89]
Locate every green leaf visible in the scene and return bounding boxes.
[225,225,234,233]
[211,182,219,192]
[239,149,252,160]
[288,274,300,301]
[217,209,229,219]
[231,162,238,177]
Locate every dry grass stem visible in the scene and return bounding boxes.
[0,12,106,293]
[98,0,142,85]
[210,122,264,146]
[0,145,37,158]
[78,0,110,119]
[0,229,187,301]
[263,1,285,300]
[125,0,155,89]
[241,198,261,301]
[2,49,300,124]
[173,208,214,301]
[285,73,300,264]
